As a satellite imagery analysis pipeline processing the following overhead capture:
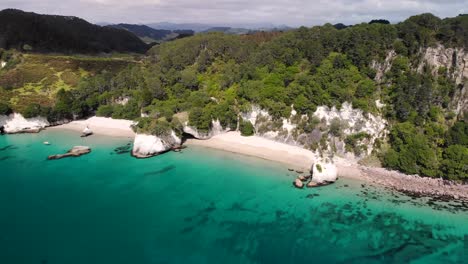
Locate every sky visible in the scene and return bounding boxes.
[0,0,467,27]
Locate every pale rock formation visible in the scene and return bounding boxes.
[132,131,181,158]
[115,96,130,106]
[183,119,228,140]
[370,50,396,82]
[311,159,338,183]
[418,44,467,84]
[0,113,49,133]
[242,102,387,158]
[418,44,467,118]
[1,61,6,68]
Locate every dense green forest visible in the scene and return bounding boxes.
[0,13,467,180]
[0,9,149,53]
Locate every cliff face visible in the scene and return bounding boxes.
[371,44,468,119]
[241,102,387,160]
[418,45,468,118]
[0,113,49,133]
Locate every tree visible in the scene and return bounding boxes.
[440,145,468,180]
[239,119,255,136]
[0,102,12,115]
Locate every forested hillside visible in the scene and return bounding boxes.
[0,13,467,180]
[0,9,149,53]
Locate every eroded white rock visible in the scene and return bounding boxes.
[132,131,181,158]
[312,160,338,183]
[0,113,49,133]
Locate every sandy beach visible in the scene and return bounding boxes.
[186,131,315,171]
[47,116,135,138]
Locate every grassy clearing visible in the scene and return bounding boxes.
[0,52,137,111]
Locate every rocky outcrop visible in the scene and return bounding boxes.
[48,146,91,160]
[418,44,467,84]
[242,103,387,159]
[81,126,93,137]
[311,159,338,183]
[0,113,49,134]
[418,45,467,118]
[183,119,229,140]
[370,50,396,83]
[132,131,181,158]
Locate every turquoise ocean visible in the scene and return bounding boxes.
[0,130,466,264]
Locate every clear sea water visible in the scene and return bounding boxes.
[0,130,467,264]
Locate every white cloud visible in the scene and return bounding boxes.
[1,0,466,27]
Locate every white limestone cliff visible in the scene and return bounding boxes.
[0,113,49,133]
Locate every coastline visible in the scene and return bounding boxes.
[47,116,135,138]
[186,132,468,200]
[44,120,468,200]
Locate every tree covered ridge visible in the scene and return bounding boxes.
[0,9,149,54]
[1,13,467,180]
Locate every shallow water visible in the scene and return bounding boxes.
[0,130,467,264]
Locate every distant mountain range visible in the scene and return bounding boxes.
[0,9,149,54]
[147,22,293,33]
[107,24,194,43]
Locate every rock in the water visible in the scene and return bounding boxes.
[307,181,319,188]
[132,132,181,158]
[311,159,337,183]
[293,179,304,189]
[298,175,307,181]
[48,146,91,160]
[81,126,93,137]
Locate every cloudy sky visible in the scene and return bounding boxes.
[0,0,466,27]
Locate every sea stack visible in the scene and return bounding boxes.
[311,159,338,184]
[81,126,93,137]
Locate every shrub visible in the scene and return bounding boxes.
[0,102,12,115]
[316,164,322,173]
[96,105,114,117]
[329,118,344,137]
[22,103,42,118]
[239,119,255,136]
[133,118,172,136]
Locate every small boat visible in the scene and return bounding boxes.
[81,126,93,137]
[43,141,50,145]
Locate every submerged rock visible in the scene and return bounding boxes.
[293,179,304,189]
[48,146,91,160]
[132,131,181,158]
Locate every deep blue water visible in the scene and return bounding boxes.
[0,130,467,264]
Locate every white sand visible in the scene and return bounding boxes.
[48,116,135,137]
[186,131,315,171]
